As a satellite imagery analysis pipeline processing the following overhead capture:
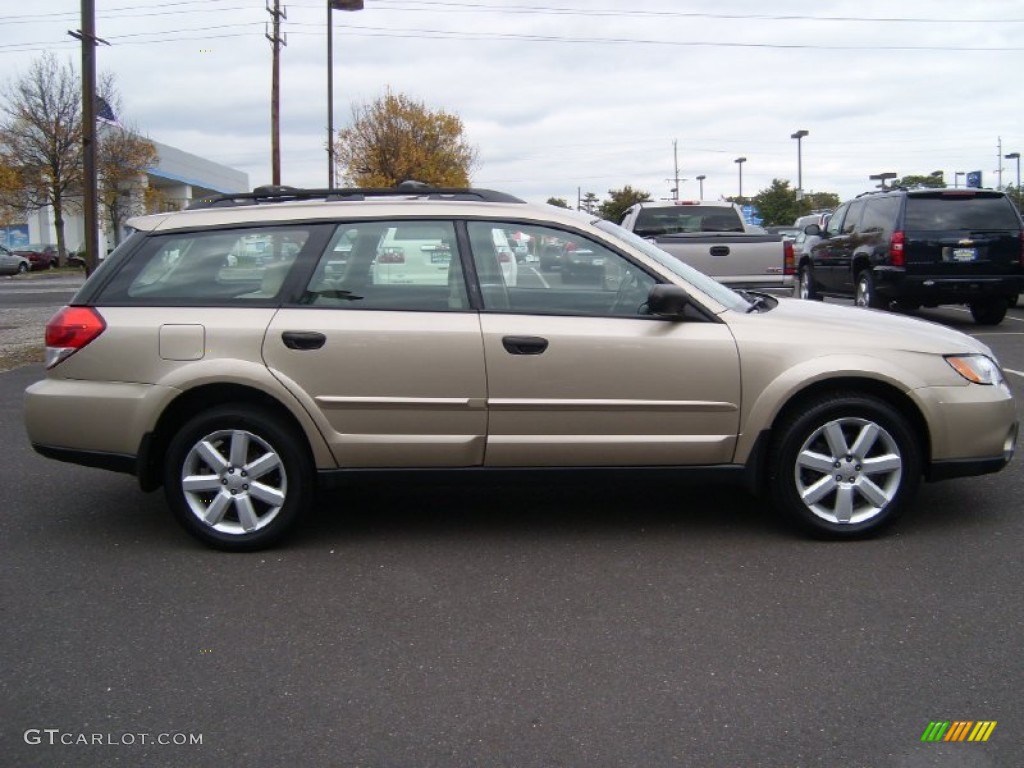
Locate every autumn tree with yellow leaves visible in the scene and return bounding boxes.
[335,90,479,188]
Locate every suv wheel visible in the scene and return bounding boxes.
[969,298,1008,326]
[768,393,921,538]
[163,405,312,551]
[796,264,820,301]
[854,270,885,309]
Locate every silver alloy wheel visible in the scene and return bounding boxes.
[180,428,287,535]
[793,416,903,525]
[799,267,810,299]
[855,275,870,307]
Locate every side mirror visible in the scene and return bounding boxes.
[804,224,822,236]
[647,284,691,318]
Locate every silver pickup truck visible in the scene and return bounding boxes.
[620,201,794,291]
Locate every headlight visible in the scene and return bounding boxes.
[945,354,1004,385]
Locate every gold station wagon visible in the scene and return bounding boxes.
[24,185,1018,550]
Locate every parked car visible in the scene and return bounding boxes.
[795,188,1024,324]
[24,184,1018,550]
[620,200,794,292]
[0,244,30,275]
[14,243,59,270]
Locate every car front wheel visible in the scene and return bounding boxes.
[796,264,820,300]
[768,393,921,538]
[163,406,312,550]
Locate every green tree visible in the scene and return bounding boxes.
[1005,184,1023,213]
[804,191,840,211]
[597,185,652,223]
[750,178,805,226]
[546,197,569,208]
[0,54,83,263]
[893,172,946,189]
[335,89,479,187]
[579,191,600,214]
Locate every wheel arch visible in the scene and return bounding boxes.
[744,376,932,495]
[138,383,320,492]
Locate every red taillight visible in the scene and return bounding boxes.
[377,248,404,264]
[890,230,906,267]
[45,306,106,368]
[783,239,795,275]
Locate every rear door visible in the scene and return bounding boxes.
[263,219,488,469]
[903,191,1024,278]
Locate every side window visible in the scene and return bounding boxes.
[842,200,865,234]
[825,204,848,236]
[466,221,657,317]
[301,220,467,311]
[98,227,311,303]
[859,197,900,235]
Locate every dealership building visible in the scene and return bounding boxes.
[1,138,249,254]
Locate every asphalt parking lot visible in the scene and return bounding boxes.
[2,285,1023,767]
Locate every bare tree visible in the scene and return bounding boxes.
[0,54,83,264]
[94,82,158,246]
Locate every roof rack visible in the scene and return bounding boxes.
[188,181,525,209]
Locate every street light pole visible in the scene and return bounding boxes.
[734,157,746,201]
[327,0,364,189]
[696,174,706,199]
[790,129,808,200]
[1006,151,1021,192]
[869,172,897,190]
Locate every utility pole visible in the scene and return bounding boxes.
[69,0,109,273]
[672,139,680,200]
[266,1,287,186]
[997,136,1003,190]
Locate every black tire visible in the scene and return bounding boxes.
[854,269,886,309]
[17,261,28,274]
[768,393,921,539]
[969,298,1008,326]
[163,405,313,551]
[795,263,821,300]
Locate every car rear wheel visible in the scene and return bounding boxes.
[17,261,28,274]
[163,406,312,551]
[854,269,885,309]
[768,393,921,538]
[969,298,1008,326]
[796,264,820,300]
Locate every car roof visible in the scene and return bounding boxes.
[127,187,598,234]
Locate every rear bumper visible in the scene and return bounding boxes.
[874,268,1023,301]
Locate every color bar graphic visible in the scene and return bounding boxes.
[921,720,996,742]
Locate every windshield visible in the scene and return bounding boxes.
[593,219,752,311]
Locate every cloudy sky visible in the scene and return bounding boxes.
[2,0,1022,206]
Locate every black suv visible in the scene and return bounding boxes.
[795,188,1023,325]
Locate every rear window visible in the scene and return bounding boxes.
[904,195,1022,231]
[96,226,316,304]
[633,206,744,235]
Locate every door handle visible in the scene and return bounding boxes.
[281,331,326,350]
[709,245,730,257]
[502,335,549,355]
